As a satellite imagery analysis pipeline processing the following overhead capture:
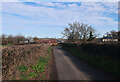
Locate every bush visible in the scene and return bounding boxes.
[62,43,120,78]
[18,65,28,72]
[62,43,120,58]
[2,44,48,80]
[62,43,77,48]
[80,43,120,58]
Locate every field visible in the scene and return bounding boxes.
[2,44,52,80]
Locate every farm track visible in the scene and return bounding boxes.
[53,46,112,80]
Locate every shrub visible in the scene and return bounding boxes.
[28,72,38,77]
[18,65,28,72]
[62,43,120,58]
[62,43,120,78]
[80,43,120,58]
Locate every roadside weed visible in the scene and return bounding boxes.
[28,72,38,77]
[18,46,52,80]
[18,65,28,72]
[42,74,46,78]
[47,46,52,54]
[21,74,28,80]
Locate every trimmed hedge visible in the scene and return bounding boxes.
[61,43,77,48]
[62,43,120,59]
[80,43,120,58]
[61,43,120,78]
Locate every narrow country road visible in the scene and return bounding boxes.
[53,46,111,80]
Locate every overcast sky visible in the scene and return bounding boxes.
[1,1,119,38]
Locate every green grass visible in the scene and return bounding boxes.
[64,47,119,77]
[21,74,28,80]
[47,46,52,54]
[31,62,45,73]
[31,56,49,73]
[42,74,46,78]
[18,65,29,72]
[18,56,50,80]
[28,72,38,77]
[18,46,52,80]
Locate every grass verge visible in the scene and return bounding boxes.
[47,46,52,54]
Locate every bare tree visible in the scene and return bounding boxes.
[33,36,39,41]
[110,30,117,38]
[62,22,97,42]
[8,35,14,44]
[15,34,26,44]
[1,34,6,39]
[0,34,35,45]
[27,36,33,43]
[1,34,8,45]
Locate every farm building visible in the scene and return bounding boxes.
[57,38,66,43]
[101,37,118,42]
[36,39,58,45]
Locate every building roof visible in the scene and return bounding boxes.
[101,37,118,39]
[36,39,57,43]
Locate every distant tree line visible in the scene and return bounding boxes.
[105,30,120,39]
[62,22,98,42]
[0,34,39,45]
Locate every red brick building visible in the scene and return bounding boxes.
[36,39,58,45]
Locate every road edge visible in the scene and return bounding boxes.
[49,47,58,80]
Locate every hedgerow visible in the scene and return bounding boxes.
[61,43,120,78]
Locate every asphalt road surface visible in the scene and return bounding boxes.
[53,46,111,80]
